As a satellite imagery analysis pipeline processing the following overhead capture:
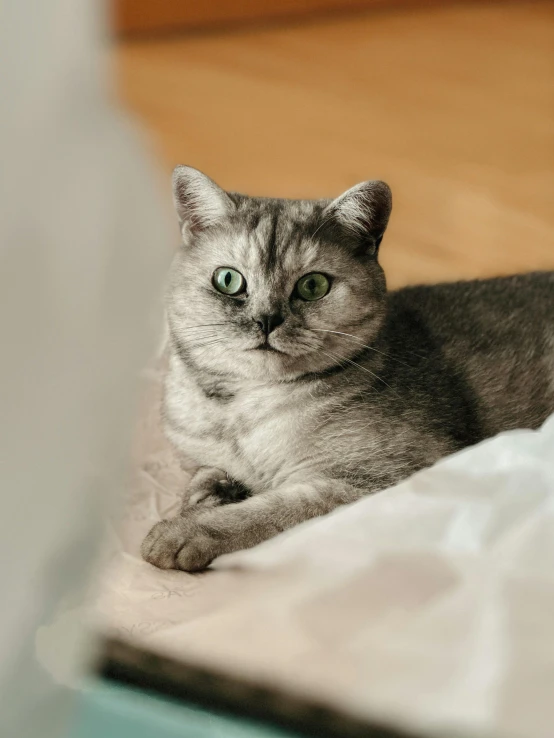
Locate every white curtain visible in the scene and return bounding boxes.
[0,1,170,736]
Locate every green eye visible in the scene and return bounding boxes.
[296,272,330,301]
[213,267,246,296]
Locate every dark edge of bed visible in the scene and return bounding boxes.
[98,637,430,738]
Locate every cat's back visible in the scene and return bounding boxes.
[389,272,553,330]
[386,271,554,435]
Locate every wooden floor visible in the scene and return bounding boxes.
[117,2,554,288]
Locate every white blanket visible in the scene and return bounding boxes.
[50,359,554,738]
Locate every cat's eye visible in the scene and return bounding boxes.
[213,267,246,296]
[296,272,330,301]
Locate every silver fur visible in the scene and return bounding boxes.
[142,166,554,571]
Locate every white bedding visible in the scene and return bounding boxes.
[44,358,554,738]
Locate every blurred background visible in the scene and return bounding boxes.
[113,0,554,289]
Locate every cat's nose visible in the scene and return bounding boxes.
[255,313,284,336]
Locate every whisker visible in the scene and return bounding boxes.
[192,338,227,349]
[176,334,220,347]
[319,350,365,389]
[192,344,226,354]
[181,330,220,338]
[319,349,381,394]
[178,323,228,332]
[322,347,400,397]
[312,328,419,365]
[319,349,350,374]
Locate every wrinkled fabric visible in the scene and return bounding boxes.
[63,352,554,738]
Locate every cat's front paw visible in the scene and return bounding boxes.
[185,467,250,509]
[140,517,216,572]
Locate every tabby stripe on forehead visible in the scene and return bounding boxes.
[265,210,280,272]
[247,210,262,232]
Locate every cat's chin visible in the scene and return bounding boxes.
[190,342,335,382]
[248,344,286,355]
[238,346,340,383]
[236,348,305,381]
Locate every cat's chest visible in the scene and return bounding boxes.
[164,370,323,491]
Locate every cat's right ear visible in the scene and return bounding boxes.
[172,166,235,242]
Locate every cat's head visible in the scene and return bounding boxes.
[167,166,392,381]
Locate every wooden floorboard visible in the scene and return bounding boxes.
[116,1,554,288]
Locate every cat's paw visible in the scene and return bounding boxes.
[184,467,250,509]
[140,516,216,572]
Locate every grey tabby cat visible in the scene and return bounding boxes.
[142,165,554,571]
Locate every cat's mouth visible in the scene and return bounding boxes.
[250,342,285,355]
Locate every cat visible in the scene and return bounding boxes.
[141,165,554,571]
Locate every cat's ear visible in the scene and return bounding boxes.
[324,180,392,254]
[172,165,235,240]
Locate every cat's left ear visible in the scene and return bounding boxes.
[324,180,392,255]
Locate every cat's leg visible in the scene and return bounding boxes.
[141,476,364,571]
[183,467,249,509]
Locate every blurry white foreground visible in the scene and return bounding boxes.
[0,1,170,736]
